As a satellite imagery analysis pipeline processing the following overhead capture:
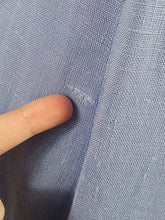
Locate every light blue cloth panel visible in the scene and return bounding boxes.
[0,0,164,219]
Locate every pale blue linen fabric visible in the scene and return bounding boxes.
[0,0,164,219]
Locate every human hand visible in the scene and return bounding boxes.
[0,94,73,219]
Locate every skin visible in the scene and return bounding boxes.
[0,94,73,220]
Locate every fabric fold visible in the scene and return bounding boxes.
[68,0,165,219]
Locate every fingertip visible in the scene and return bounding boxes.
[20,94,74,135]
[40,94,74,125]
[53,94,73,122]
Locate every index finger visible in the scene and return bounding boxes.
[0,94,73,156]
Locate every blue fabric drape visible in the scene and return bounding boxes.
[0,0,164,219]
